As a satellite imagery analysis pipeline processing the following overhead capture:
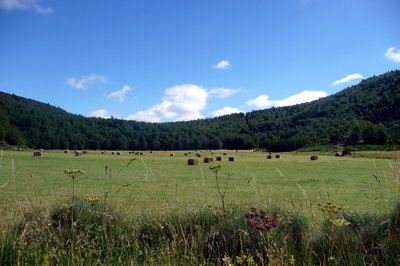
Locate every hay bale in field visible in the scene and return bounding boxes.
[310,155,318,161]
[101,151,106,154]
[216,155,223,161]
[170,153,174,157]
[335,152,341,157]
[196,153,202,157]
[204,157,213,163]
[75,151,82,156]
[223,153,227,156]
[139,152,143,155]
[111,151,115,155]
[228,156,235,162]
[184,153,188,156]
[83,150,88,154]
[64,150,69,154]
[117,152,121,155]
[187,158,199,165]
[267,154,272,159]
[275,154,281,159]
[33,150,42,157]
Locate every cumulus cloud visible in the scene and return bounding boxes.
[212,60,231,70]
[247,90,327,109]
[385,47,400,63]
[246,95,273,108]
[209,88,240,98]
[127,84,208,123]
[88,109,111,119]
[0,0,52,14]
[66,74,106,90]
[107,85,132,102]
[212,107,243,117]
[331,73,364,86]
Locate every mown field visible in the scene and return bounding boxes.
[1,149,398,224]
[1,149,399,265]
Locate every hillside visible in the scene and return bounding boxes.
[1,70,399,151]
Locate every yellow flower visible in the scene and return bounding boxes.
[289,255,295,265]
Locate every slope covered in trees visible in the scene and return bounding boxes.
[1,70,399,151]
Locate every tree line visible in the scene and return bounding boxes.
[1,70,399,151]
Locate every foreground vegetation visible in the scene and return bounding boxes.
[0,149,399,264]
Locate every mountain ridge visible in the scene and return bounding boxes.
[1,70,399,151]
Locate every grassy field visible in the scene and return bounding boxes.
[1,149,398,225]
[1,149,399,265]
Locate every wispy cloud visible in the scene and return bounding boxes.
[385,47,400,63]
[274,90,327,107]
[127,84,208,122]
[212,60,231,70]
[246,90,327,109]
[212,107,243,117]
[331,73,364,86]
[88,109,111,119]
[66,74,106,90]
[107,85,132,102]
[0,0,52,14]
[209,88,240,98]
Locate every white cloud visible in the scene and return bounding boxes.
[127,84,208,122]
[385,47,400,63]
[209,88,240,98]
[66,74,106,90]
[212,60,231,70]
[88,109,111,119]
[0,0,52,14]
[107,85,132,102]
[212,107,243,117]
[247,90,327,109]
[331,73,364,86]
[246,95,273,108]
[274,90,327,107]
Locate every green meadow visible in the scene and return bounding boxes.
[1,149,398,224]
[1,149,400,265]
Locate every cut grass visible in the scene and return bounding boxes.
[0,149,398,225]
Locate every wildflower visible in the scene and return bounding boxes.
[84,195,101,206]
[331,218,351,227]
[64,169,83,179]
[222,254,233,266]
[245,208,277,231]
[289,255,295,265]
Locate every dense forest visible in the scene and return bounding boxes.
[1,70,399,151]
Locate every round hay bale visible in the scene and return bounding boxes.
[223,153,227,156]
[75,151,82,156]
[310,155,319,161]
[187,158,199,165]
[228,156,235,162]
[64,150,69,154]
[111,151,115,155]
[196,153,202,157]
[117,152,121,155]
[267,154,272,159]
[275,154,281,159]
[83,150,88,154]
[184,153,188,156]
[204,157,213,163]
[33,151,42,157]
[139,152,143,155]
[216,155,223,161]
[170,153,174,157]
[335,152,341,157]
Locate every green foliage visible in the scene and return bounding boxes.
[1,70,400,151]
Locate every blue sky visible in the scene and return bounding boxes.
[0,0,399,122]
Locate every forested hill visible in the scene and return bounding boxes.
[1,70,400,151]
